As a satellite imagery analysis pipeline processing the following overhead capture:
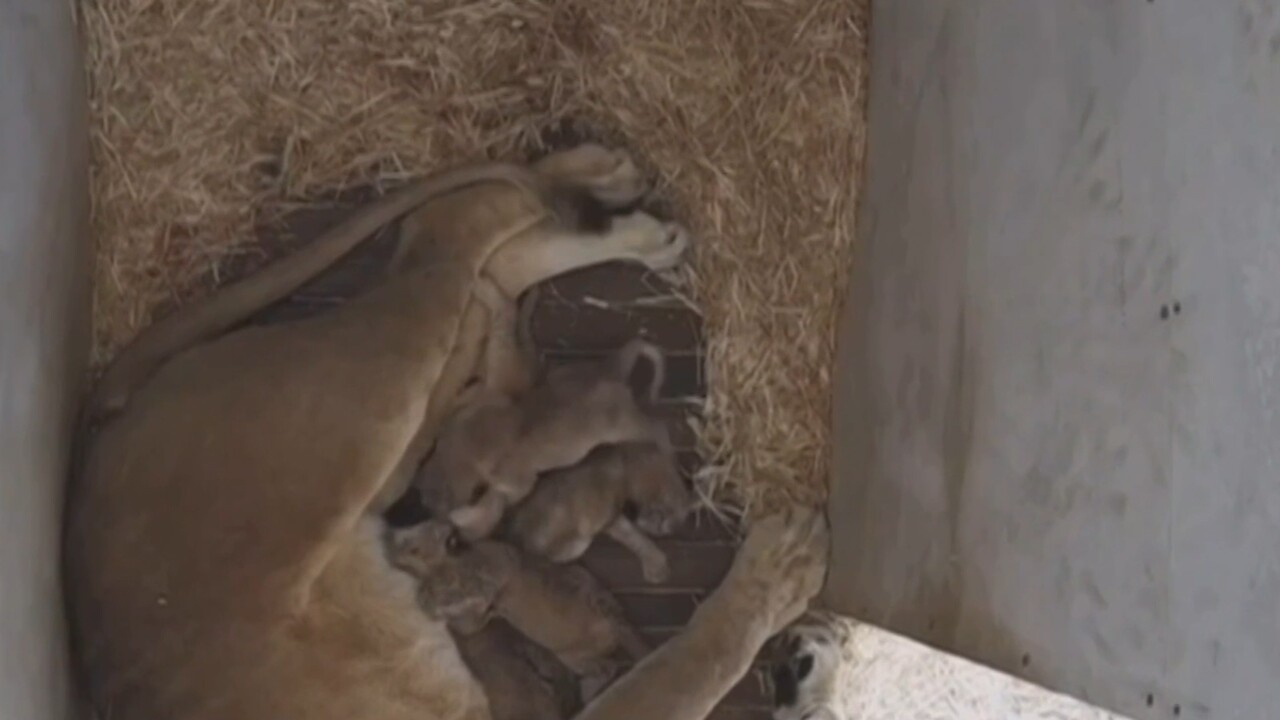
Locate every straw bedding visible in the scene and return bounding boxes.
[84,0,870,514]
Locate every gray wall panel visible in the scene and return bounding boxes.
[825,2,1280,718]
[0,1,91,718]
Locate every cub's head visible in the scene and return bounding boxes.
[417,541,518,632]
[619,442,695,536]
[384,520,460,576]
[770,611,853,720]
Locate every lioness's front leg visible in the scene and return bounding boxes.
[574,507,829,720]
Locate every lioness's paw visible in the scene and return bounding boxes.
[633,219,690,272]
[769,612,853,720]
[596,211,691,271]
[648,222,691,270]
[731,506,829,633]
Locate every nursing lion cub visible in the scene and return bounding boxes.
[66,143,827,720]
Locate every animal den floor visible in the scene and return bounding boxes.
[243,199,770,720]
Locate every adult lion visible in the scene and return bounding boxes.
[66,143,827,720]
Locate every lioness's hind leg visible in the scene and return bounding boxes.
[487,211,691,298]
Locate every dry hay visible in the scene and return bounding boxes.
[84,0,870,514]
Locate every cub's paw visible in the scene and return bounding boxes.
[769,611,854,720]
[728,506,829,634]
[640,554,671,584]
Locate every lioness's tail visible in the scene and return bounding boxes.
[88,162,546,420]
[613,338,666,403]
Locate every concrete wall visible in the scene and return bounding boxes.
[0,1,91,718]
[825,1,1280,718]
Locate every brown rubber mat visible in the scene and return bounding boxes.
[242,198,770,719]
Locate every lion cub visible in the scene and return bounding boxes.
[454,620,580,720]
[418,337,671,542]
[385,521,650,694]
[507,441,695,583]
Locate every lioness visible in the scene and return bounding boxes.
[67,143,827,720]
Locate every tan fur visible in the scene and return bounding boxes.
[86,162,557,422]
[498,558,650,678]
[67,141,828,720]
[418,339,672,541]
[469,278,541,399]
[386,522,649,679]
[88,144,654,423]
[453,621,579,720]
[507,441,694,583]
[68,144,682,720]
